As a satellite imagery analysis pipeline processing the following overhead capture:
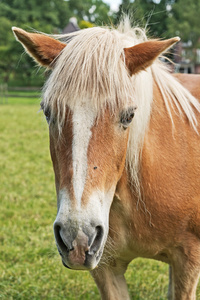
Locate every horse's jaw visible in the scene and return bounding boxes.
[53,188,114,271]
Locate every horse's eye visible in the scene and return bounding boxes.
[120,107,137,129]
[41,103,51,124]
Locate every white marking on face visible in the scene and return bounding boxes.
[86,187,116,224]
[56,188,70,221]
[72,103,96,208]
[57,187,115,223]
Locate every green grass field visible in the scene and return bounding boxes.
[0,96,199,299]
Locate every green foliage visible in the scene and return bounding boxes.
[79,20,94,29]
[115,0,170,38]
[0,17,13,44]
[68,0,111,25]
[0,0,71,86]
[167,0,200,47]
[0,0,112,86]
[0,0,70,30]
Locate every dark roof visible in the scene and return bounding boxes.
[63,22,80,34]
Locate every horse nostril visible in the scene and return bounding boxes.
[54,223,73,253]
[89,225,104,255]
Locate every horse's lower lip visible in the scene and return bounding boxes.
[62,260,71,269]
[61,252,101,270]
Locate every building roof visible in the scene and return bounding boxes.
[63,18,80,34]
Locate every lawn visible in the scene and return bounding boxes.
[0,96,199,299]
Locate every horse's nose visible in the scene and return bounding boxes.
[68,230,89,265]
[53,221,74,252]
[54,221,104,267]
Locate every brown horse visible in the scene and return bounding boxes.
[13,20,200,300]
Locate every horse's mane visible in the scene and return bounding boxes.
[42,17,200,189]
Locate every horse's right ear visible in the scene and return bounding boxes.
[12,27,66,67]
[124,37,180,75]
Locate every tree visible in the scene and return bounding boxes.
[68,0,111,25]
[167,0,200,48]
[0,0,113,85]
[0,0,72,85]
[115,0,170,38]
[0,17,16,83]
[0,0,71,32]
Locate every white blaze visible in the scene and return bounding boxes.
[72,103,96,207]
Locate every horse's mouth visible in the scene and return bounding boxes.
[61,250,102,271]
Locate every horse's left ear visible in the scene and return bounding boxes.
[124,37,180,75]
[12,27,66,67]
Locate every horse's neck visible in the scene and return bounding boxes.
[173,73,200,100]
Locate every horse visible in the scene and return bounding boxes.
[12,19,200,300]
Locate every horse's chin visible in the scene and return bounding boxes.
[61,251,102,271]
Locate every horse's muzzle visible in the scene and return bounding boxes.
[53,221,104,270]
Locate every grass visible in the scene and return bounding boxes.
[0,96,199,299]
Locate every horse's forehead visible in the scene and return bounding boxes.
[71,104,97,128]
[64,102,114,129]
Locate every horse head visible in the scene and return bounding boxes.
[13,26,178,270]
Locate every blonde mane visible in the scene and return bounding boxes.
[42,18,200,188]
